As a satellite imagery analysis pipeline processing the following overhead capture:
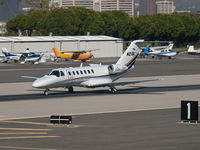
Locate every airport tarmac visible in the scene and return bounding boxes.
[0,109,200,150]
[0,74,200,120]
[0,54,200,83]
[0,55,200,149]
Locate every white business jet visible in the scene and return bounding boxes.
[187,46,200,55]
[22,40,158,95]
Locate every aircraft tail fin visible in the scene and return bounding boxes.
[3,51,12,57]
[116,40,144,69]
[52,48,62,57]
[2,48,8,53]
[166,43,174,50]
[144,45,150,55]
[188,46,194,52]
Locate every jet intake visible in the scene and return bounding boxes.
[108,64,127,74]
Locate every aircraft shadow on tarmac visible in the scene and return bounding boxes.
[0,84,200,101]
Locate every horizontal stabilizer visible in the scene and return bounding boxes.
[21,76,38,80]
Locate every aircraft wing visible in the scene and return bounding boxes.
[21,76,39,80]
[61,51,81,53]
[83,49,99,52]
[62,49,99,53]
[92,79,159,87]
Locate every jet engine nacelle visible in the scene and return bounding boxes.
[108,64,127,74]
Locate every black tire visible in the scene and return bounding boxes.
[68,87,74,93]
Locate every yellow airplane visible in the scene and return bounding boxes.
[52,48,98,62]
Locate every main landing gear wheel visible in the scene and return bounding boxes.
[68,86,74,93]
[109,87,117,94]
[44,89,49,96]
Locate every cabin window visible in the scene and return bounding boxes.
[80,70,83,74]
[72,71,75,75]
[76,71,79,75]
[84,70,87,74]
[60,71,65,76]
[68,72,71,76]
[50,71,60,77]
[87,70,90,74]
[91,69,94,74]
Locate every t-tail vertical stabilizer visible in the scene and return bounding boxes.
[116,40,144,69]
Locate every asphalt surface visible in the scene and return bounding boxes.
[0,54,200,150]
[0,53,200,83]
[0,109,200,150]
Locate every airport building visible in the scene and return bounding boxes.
[50,0,135,16]
[0,35,123,58]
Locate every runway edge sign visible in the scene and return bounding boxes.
[181,100,198,121]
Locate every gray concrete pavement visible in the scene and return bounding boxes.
[0,74,200,120]
[0,54,200,83]
[0,109,200,150]
[0,54,200,150]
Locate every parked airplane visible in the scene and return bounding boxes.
[2,48,43,64]
[22,40,158,95]
[52,48,98,62]
[187,46,200,55]
[144,44,178,59]
[20,52,43,65]
[2,48,22,63]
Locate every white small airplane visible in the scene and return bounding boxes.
[187,46,200,55]
[2,48,22,63]
[2,48,43,64]
[22,40,158,95]
[144,43,178,59]
[20,52,43,65]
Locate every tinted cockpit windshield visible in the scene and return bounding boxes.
[49,70,60,77]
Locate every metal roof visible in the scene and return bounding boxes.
[0,35,122,43]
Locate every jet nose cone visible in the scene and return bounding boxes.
[32,80,40,88]
[33,79,45,88]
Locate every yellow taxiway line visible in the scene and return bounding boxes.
[0,120,51,126]
[0,132,48,135]
[0,127,52,131]
[0,135,60,140]
[0,145,59,150]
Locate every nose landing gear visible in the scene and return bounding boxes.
[44,89,49,96]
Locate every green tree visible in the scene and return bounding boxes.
[38,7,104,36]
[7,13,26,34]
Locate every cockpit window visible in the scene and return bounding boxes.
[50,70,60,77]
[60,71,65,76]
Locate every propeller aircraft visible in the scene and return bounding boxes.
[52,48,98,62]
